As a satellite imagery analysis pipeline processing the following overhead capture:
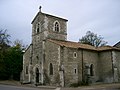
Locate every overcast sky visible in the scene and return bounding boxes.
[0,0,120,46]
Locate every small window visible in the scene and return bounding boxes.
[37,27,39,33]
[49,63,53,75]
[36,23,39,33]
[36,56,39,60]
[26,66,28,74]
[36,23,41,33]
[74,69,77,74]
[73,52,77,58]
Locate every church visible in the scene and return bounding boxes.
[21,7,120,87]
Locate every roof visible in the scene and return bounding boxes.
[113,41,120,48]
[98,46,120,51]
[48,39,97,51]
[48,39,120,51]
[24,44,32,53]
[31,12,68,24]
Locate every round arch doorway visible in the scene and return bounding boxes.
[36,68,39,84]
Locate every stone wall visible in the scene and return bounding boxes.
[99,51,113,83]
[63,48,81,86]
[22,45,31,83]
[82,50,99,83]
[114,51,120,82]
[44,40,60,85]
[61,48,99,86]
[44,44,102,86]
[44,41,83,86]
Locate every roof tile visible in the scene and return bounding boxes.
[48,39,120,51]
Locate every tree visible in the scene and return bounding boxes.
[79,31,107,47]
[0,29,23,80]
[0,42,23,80]
[4,46,23,80]
[0,29,10,45]
[13,39,28,50]
[0,29,11,79]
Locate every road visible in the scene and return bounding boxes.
[0,85,53,90]
[0,84,120,90]
[62,87,120,90]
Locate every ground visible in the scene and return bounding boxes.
[0,80,120,90]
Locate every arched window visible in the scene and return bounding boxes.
[36,23,41,33]
[49,63,53,75]
[37,23,40,33]
[26,66,28,74]
[54,21,60,32]
[37,28,39,33]
[90,64,94,76]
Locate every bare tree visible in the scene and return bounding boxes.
[79,31,107,47]
[0,29,10,45]
[13,39,28,50]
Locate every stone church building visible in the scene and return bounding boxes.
[21,8,120,87]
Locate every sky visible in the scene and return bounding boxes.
[0,0,120,46]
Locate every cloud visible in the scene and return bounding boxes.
[0,0,120,45]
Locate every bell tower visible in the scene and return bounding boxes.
[30,6,68,84]
[31,6,68,45]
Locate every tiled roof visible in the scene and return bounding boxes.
[48,39,120,51]
[98,46,120,51]
[48,39,97,51]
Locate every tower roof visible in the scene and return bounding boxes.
[31,11,68,24]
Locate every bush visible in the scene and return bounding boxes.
[79,81,89,86]
[70,83,79,87]
[70,81,89,87]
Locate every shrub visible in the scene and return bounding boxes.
[70,83,79,87]
[70,80,89,87]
